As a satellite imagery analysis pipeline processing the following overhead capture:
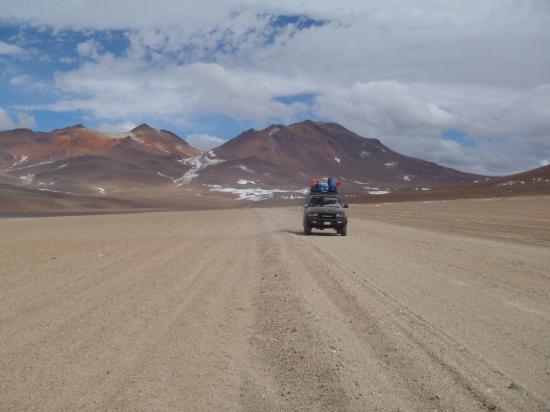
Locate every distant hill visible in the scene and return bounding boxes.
[368,165,550,203]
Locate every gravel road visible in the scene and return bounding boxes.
[1,197,549,411]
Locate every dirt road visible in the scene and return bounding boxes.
[1,198,549,411]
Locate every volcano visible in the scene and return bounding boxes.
[184,120,481,193]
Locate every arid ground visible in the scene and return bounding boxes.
[1,197,549,411]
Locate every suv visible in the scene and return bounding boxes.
[303,194,348,236]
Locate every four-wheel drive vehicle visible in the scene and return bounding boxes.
[303,194,348,236]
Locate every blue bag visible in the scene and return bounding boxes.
[328,176,337,192]
[318,180,329,192]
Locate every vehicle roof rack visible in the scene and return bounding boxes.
[309,189,338,194]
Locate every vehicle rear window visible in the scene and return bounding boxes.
[308,196,342,206]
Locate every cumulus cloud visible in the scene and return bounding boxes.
[9,74,31,86]
[59,56,77,64]
[3,0,550,174]
[316,81,457,132]
[0,109,37,130]
[76,39,101,60]
[0,40,24,55]
[47,58,313,122]
[96,121,137,133]
[186,133,225,151]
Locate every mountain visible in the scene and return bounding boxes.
[4,119,546,212]
[0,124,201,198]
[186,120,481,193]
[0,123,199,167]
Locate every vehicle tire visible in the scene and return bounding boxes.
[340,224,347,236]
[304,223,312,235]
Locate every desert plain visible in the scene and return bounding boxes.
[1,196,549,411]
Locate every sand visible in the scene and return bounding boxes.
[1,197,549,410]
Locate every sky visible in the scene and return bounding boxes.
[0,0,549,175]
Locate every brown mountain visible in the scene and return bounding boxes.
[0,124,199,167]
[188,120,481,192]
[0,124,201,198]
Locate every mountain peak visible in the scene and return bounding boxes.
[51,124,87,133]
[131,124,155,132]
[265,124,284,132]
[68,124,86,129]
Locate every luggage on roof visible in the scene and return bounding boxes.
[309,176,340,194]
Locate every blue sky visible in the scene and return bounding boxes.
[1,0,549,174]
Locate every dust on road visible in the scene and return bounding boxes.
[1,197,549,411]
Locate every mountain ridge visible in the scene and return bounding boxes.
[2,120,548,211]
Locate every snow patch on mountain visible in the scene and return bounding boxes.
[37,187,80,196]
[360,151,371,159]
[175,154,225,185]
[496,180,526,186]
[131,136,146,144]
[207,185,307,201]
[10,155,29,168]
[235,164,254,173]
[20,174,35,184]
[157,172,174,180]
[11,160,55,170]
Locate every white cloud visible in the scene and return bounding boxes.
[0,40,24,55]
[3,0,550,174]
[46,58,313,122]
[316,81,457,132]
[9,74,31,86]
[59,56,77,64]
[96,121,137,133]
[0,109,37,130]
[8,73,48,91]
[76,40,100,60]
[186,133,225,150]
